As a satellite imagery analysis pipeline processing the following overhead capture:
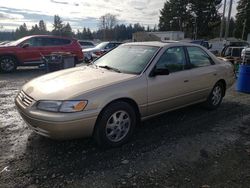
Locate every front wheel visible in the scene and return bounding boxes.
[0,56,17,73]
[94,101,136,148]
[204,82,224,110]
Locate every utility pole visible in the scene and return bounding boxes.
[242,2,248,40]
[242,20,247,39]
[225,0,233,40]
[219,0,227,41]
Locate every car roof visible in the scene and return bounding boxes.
[122,41,199,48]
[28,35,73,40]
[228,46,245,49]
[78,40,94,42]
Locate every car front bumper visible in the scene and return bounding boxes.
[15,96,99,140]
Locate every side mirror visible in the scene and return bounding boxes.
[209,44,212,49]
[150,67,169,77]
[21,43,30,48]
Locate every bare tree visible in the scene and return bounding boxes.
[99,13,118,30]
[99,13,118,40]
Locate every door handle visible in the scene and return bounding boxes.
[184,80,189,83]
[213,73,217,76]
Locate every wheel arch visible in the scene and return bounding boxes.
[93,97,141,136]
[0,53,20,65]
[216,79,226,97]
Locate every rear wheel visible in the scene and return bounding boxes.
[94,101,136,148]
[204,82,224,110]
[0,56,17,73]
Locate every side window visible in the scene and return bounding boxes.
[232,48,243,57]
[84,42,94,46]
[24,37,43,47]
[42,38,71,46]
[187,47,213,68]
[58,38,71,45]
[224,48,232,57]
[114,43,121,47]
[105,43,115,49]
[156,47,186,73]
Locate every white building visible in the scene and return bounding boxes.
[132,31,185,42]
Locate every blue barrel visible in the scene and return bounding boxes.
[237,65,250,93]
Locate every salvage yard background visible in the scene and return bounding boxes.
[0,67,250,188]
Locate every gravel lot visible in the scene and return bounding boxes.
[0,66,250,188]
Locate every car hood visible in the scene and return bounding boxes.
[22,66,137,100]
[82,48,99,53]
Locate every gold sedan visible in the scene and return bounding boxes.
[15,42,235,147]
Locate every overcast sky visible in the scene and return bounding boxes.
[0,0,239,32]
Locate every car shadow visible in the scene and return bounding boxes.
[23,100,250,181]
[0,67,45,81]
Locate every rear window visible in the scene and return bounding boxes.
[43,38,71,46]
[232,48,244,57]
[79,41,94,46]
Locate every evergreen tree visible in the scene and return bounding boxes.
[159,0,190,32]
[30,24,40,35]
[62,23,73,37]
[38,20,47,33]
[15,23,29,38]
[235,0,250,39]
[159,0,222,38]
[86,28,93,40]
[52,15,64,36]
[189,0,222,38]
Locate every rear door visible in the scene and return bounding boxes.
[41,37,72,55]
[185,46,219,100]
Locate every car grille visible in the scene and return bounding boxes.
[245,52,250,56]
[17,91,35,107]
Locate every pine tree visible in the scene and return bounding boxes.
[15,23,28,38]
[30,24,40,35]
[235,0,250,39]
[52,15,64,36]
[62,23,73,37]
[189,0,222,38]
[159,0,190,32]
[38,20,47,33]
[159,0,222,38]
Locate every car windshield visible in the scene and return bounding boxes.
[95,42,109,49]
[7,36,31,46]
[94,45,159,74]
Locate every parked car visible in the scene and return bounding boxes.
[0,41,11,46]
[82,41,122,62]
[0,35,84,73]
[191,40,212,49]
[15,42,235,147]
[78,40,95,49]
[241,47,250,65]
[221,46,247,64]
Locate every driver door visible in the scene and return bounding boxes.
[146,46,192,116]
[17,37,43,63]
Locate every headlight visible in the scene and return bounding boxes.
[37,100,88,113]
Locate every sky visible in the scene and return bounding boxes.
[0,0,239,32]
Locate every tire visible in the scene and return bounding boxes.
[204,82,225,110]
[94,101,136,148]
[0,56,17,73]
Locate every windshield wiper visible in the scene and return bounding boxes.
[98,65,121,73]
[87,62,97,67]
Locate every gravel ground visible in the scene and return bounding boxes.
[0,67,250,188]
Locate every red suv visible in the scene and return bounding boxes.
[0,35,84,73]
